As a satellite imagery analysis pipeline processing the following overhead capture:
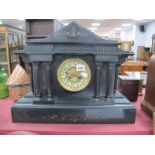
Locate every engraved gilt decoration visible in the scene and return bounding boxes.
[66,26,81,38]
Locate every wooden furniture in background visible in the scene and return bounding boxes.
[25,19,63,41]
[124,71,147,94]
[0,24,25,75]
[137,46,152,61]
[141,53,155,116]
[119,41,133,51]
[118,75,139,102]
[118,72,144,102]
[151,34,155,53]
[120,61,149,73]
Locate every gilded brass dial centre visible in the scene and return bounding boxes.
[57,58,91,92]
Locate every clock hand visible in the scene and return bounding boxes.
[66,72,82,80]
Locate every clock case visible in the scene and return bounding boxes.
[11,22,136,123]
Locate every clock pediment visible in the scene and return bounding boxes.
[28,22,118,45]
[19,21,133,59]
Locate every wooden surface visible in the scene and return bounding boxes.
[118,75,139,102]
[141,54,155,116]
[137,46,152,61]
[120,61,149,72]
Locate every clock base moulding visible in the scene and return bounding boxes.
[11,92,136,124]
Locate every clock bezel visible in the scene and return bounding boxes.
[57,58,92,92]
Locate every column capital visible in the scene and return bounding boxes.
[95,62,102,66]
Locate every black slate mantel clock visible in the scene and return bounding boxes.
[11,22,136,123]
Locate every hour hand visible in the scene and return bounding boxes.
[66,72,82,80]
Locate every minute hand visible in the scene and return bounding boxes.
[67,72,82,79]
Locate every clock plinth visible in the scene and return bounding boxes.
[11,22,136,124]
[12,92,136,123]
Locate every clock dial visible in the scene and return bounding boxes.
[57,58,91,92]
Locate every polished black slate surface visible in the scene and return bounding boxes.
[12,92,136,124]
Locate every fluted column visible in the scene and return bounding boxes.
[28,63,33,92]
[33,62,40,98]
[113,64,120,93]
[102,63,108,97]
[107,63,115,98]
[46,62,52,99]
[95,62,102,98]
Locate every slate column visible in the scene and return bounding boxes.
[95,62,102,98]
[46,62,52,99]
[113,64,120,93]
[102,63,108,97]
[33,62,40,98]
[28,63,33,92]
[107,63,115,98]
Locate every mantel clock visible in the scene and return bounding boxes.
[11,22,136,123]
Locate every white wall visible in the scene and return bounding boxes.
[108,21,155,56]
[120,29,133,41]
[121,25,146,53]
[144,21,155,47]
[120,21,155,55]
[132,24,145,54]
[112,32,121,38]
[132,21,155,54]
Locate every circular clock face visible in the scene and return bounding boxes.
[57,58,91,92]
